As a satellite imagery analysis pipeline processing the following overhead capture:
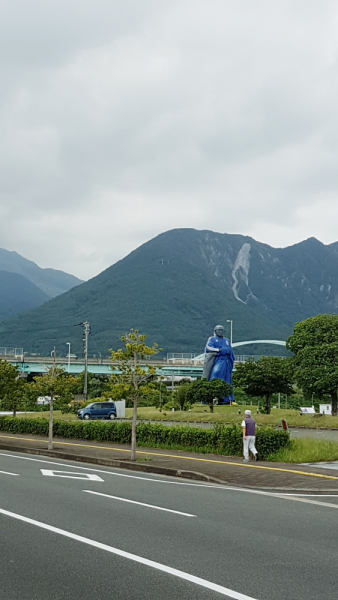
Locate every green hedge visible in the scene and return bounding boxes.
[0,417,290,460]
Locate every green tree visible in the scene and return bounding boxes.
[109,329,161,460]
[287,314,338,416]
[0,360,26,416]
[233,357,294,414]
[186,378,232,413]
[30,366,79,449]
[176,384,192,411]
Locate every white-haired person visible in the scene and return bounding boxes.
[241,410,258,463]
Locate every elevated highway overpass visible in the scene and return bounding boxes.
[2,340,287,379]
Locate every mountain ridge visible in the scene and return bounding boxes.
[0,228,336,356]
[0,247,83,298]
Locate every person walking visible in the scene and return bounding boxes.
[242,409,258,462]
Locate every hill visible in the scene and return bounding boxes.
[0,228,337,357]
[0,248,83,298]
[0,271,50,321]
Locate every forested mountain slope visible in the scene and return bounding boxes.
[0,248,83,298]
[0,229,336,356]
[0,271,50,321]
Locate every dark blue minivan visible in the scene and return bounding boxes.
[77,401,117,421]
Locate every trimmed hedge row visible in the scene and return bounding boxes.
[0,417,290,460]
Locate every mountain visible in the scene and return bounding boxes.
[0,248,83,298]
[0,271,50,321]
[0,228,337,357]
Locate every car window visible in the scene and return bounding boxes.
[92,404,101,409]
[103,402,113,408]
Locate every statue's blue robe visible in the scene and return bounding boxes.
[204,335,235,403]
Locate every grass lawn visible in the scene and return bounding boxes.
[16,406,338,429]
[129,405,338,429]
[269,438,338,463]
[17,410,78,421]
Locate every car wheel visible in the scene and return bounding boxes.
[83,414,90,420]
[109,413,116,420]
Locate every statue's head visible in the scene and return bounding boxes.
[214,325,224,338]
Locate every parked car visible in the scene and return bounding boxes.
[77,401,117,421]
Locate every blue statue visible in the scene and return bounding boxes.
[203,324,235,403]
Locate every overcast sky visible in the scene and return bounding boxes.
[1,0,338,280]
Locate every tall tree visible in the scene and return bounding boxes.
[186,378,232,413]
[287,314,338,416]
[0,360,26,417]
[110,329,161,460]
[233,356,294,414]
[30,367,79,449]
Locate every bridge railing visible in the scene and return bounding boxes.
[0,347,24,359]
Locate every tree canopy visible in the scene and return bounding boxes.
[0,360,26,416]
[233,356,294,414]
[30,366,79,449]
[286,314,338,415]
[186,378,232,413]
[109,329,161,460]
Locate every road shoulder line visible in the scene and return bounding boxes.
[0,507,257,600]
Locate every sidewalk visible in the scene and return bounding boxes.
[0,432,338,492]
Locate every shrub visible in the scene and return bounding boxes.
[0,417,290,460]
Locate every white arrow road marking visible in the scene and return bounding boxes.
[0,470,19,476]
[83,490,196,517]
[0,507,258,599]
[41,469,103,481]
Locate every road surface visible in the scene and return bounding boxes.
[0,450,337,599]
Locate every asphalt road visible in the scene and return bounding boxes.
[0,451,337,600]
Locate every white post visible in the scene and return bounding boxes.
[66,342,71,373]
[278,392,281,409]
[227,320,233,345]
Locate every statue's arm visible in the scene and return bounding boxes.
[205,337,220,353]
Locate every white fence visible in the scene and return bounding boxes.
[0,347,23,359]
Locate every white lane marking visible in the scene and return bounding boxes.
[41,469,103,481]
[83,490,196,517]
[0,507,257,600]
[277,496,338,510]
[0,452,216,488]
[0,470,19,476]
[1,453,338,508]
[279,494,338,497]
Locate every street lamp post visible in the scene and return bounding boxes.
[226,320,233,346]
[66,342,71,373]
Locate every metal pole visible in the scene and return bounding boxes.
[66,342,70,373]
[278,392,280,410]
[227,320,233,345]
[83,322,90,401]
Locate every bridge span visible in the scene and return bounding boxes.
[2,338,287,380]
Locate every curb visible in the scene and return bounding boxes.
[1,443,338,492]
[0,443,224,485]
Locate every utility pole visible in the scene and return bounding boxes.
[83,321,90,401]
[48,347,56,450]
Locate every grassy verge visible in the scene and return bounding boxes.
[268,438,338,463]
[16,407,338,429]
[129,406,338,429]
[17,411,77,421]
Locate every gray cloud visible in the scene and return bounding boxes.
[1,0,338,278]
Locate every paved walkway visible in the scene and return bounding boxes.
[0,432,338,492]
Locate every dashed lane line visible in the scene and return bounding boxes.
[83,489,196,517]
[1,451,338,509]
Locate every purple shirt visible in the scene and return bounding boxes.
[242,417,256,436]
